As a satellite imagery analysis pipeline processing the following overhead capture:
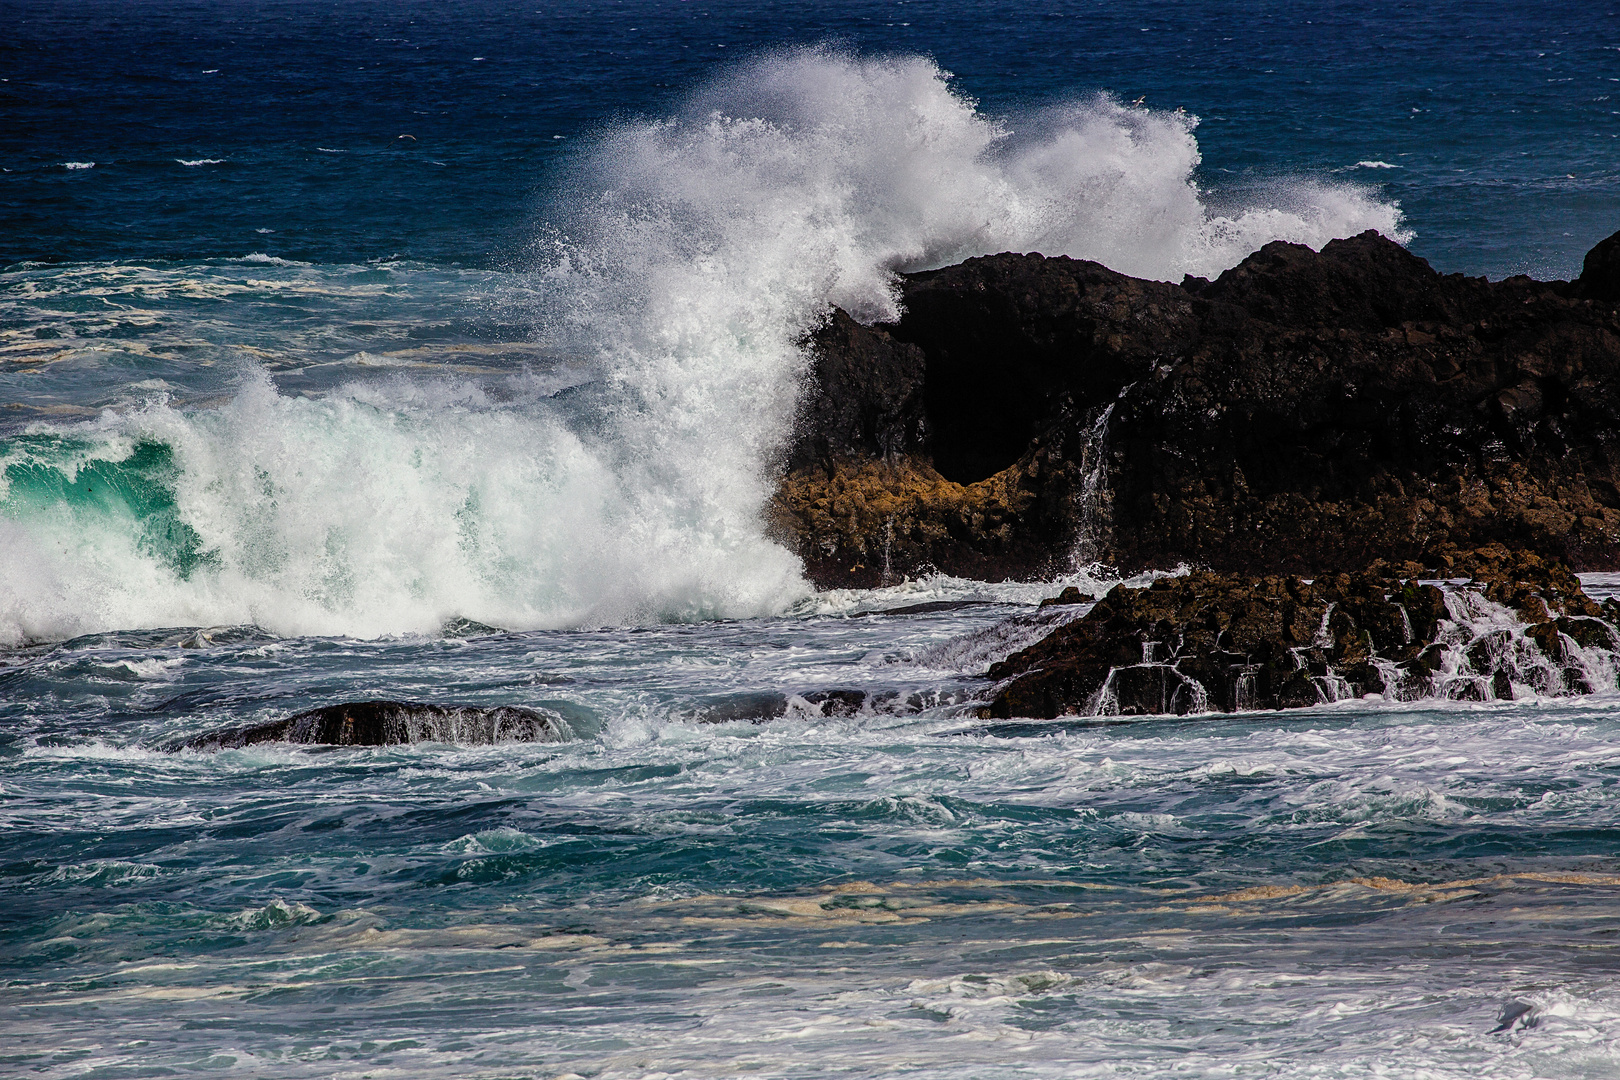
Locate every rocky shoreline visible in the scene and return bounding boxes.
[778,227,1620,716]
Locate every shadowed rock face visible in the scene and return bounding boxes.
[772,254,1176,586]
[889,255,1197,485]
[1580,229,1620,303]
[177,701,570,750]
[774,228,1620,585]
[788,309,928,474]
[982,548,1620,719]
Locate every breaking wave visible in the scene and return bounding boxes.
[0,49,1408,643]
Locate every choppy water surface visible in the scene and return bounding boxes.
[6,1,1620,1076]
[5,587,1620,1077]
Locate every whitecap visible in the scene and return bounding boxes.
[175,158,225,167]
[62,162,95,170]
[230,253,308,266]
[1355,160,1401,168]
[215,898,321,931]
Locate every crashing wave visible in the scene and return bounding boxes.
[1,49,1406,643]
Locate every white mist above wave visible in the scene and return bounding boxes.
[1,50,1409,642]
[543,48,1409,325]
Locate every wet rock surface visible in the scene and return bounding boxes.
[776,228,1620,584]
[177,700,570,750]
[983,549,1620,719]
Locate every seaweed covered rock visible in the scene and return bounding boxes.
[982,553,1620,719]
[177,700,571,750]
[770,447,1082,587]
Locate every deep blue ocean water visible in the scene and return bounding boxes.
[4,2,1620,1077]
[5,0,1617,275]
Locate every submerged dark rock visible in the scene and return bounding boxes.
[775,227,1620,584]
[178,700,570,750]
[1038,587,1095,608]
[982,549,1620,719]
[800,688,867,717]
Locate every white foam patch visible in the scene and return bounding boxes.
[795,565,1181,618]
[232,253,309,266]
[175,158,225,167]
[0,370,807,641]
[62,161,95,170]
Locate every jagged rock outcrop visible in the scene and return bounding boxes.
[774,228,1620,585]
[1112,234,1620,572]
[176,700,570,750]
[982,548,1620,719]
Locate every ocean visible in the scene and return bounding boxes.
[4,1,1620,1076]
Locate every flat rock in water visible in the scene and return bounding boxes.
[177,700,570,750]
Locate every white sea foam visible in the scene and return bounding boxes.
[1,49,1409,642]
[0,370,806,642]
[232,252,307,266]
[175,158,225,167]
[62,161,95,170]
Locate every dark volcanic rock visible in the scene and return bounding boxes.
[889,253,1197,484]
[775,228,1620,585]
[1039,586,1095,608]
[772,252,1173,585]
[983,549,1620,719]
[789,309,928,472]
[178,700,570,750]
[1108,232,1620,574]
[1580,229,1620,303]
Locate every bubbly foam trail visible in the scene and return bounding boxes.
[1,49,1408,643]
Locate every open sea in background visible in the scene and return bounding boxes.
[4,1,1620,1076]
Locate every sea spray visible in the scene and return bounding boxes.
[0,371,807,643]
[0,48,1409,643]
[541,48,1409,315]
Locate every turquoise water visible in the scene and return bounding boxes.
[5,1,1620,1075]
